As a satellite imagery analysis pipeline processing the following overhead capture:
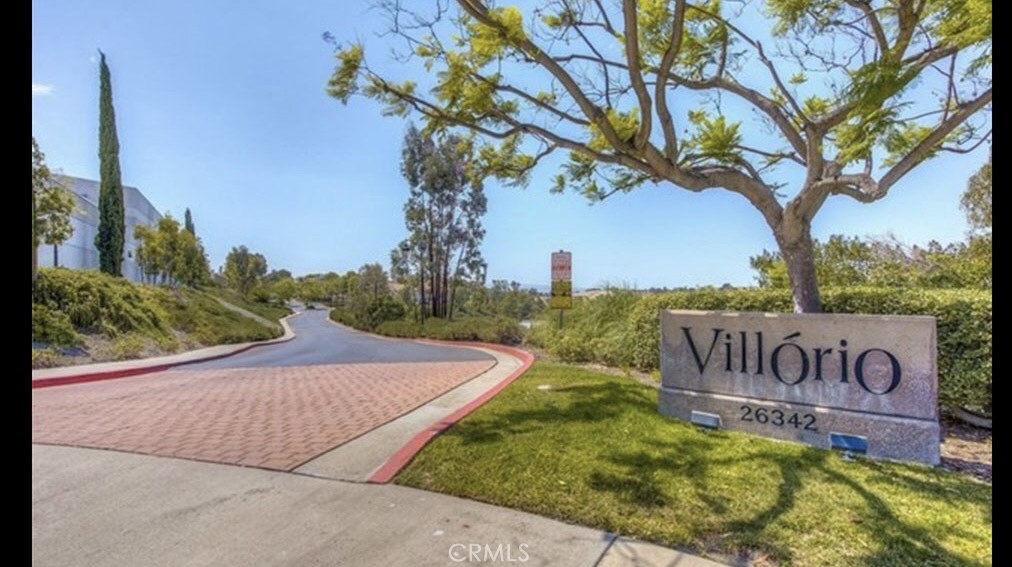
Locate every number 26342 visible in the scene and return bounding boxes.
[740,405,817,431]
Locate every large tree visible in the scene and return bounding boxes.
[134,213,210,286]
[95,50,126,276]
[390,125,487,319]
[223,245,268,296]
[32,138,75,281]
[329,0,991,312]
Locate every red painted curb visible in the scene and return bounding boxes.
[30,344,263,389]
[367,341,535,484]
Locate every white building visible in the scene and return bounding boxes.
[36,176,162,282]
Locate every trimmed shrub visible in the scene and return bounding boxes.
[329,309,360,329]
[369,316,524,345]
[529,287,991,415]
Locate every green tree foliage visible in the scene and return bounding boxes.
[961,152,991,234]
[752,153,992,290]
[357,263,390,301]
[329,0,991,313]
[95,51,126,276]
[270,277,298,303]
[323,264,406,330]
[134,213,211,287]
[223,245,268,296]
[750,234,991,290]
[390,124,487,320]
[32,138,75,278]
[294,271,347,304]
[264,269,293,283]
[460,280,545,320]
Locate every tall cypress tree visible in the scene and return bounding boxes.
[95,50,125,276]
[184,207,195,236]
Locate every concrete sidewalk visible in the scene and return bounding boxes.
[296,345,521,482]
[32,444,728,567]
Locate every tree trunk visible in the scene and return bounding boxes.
[53,245,59,267]
[442,255,450,319]
[776,220,822,313]
[417,266,426,324]
[431,251,439,318]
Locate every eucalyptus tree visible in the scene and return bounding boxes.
[391,124,487,319]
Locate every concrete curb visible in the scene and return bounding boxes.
[368,339,535,484]
[31,312,301,389]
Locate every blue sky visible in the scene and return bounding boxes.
[32,0,989,289]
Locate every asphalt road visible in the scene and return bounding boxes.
[187,308,494,368]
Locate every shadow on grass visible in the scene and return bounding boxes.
[602,440,988,565]
[449,380,657,445]
[442,377,990,565]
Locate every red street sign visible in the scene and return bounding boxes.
[551,251,572,281]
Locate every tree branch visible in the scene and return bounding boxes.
[843,0,888,55]
[457,0,628,151]
[653,0,687,163]
[621,0,654,149]
[879,88,992,192]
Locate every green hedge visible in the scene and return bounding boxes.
[375,317,523,344]
[329,309,523,345]
[528,287,991,415]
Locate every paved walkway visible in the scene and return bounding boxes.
[32,360,495,471]
[33,445,728,567]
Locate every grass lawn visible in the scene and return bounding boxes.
[206,287,292,323]
[154,288,283,344]
[396,362,991,566]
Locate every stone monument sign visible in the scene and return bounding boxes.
[659,310,940,464]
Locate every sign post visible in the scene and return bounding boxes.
[550,251,572,328]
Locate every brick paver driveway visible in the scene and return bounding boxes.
[32,311,496,471]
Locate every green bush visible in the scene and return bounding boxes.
[207,287,292,322]
[363,296,407,329]
[32,304,80,346]
[31,348,61,369]
[529,287,991,415]
[329,308,360,328]
[33,268,168,338]
[111,334,147,360]
[373,319,422,337]
[151,288,281,344]
[32,268,282,353]
[368,316,523,345]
